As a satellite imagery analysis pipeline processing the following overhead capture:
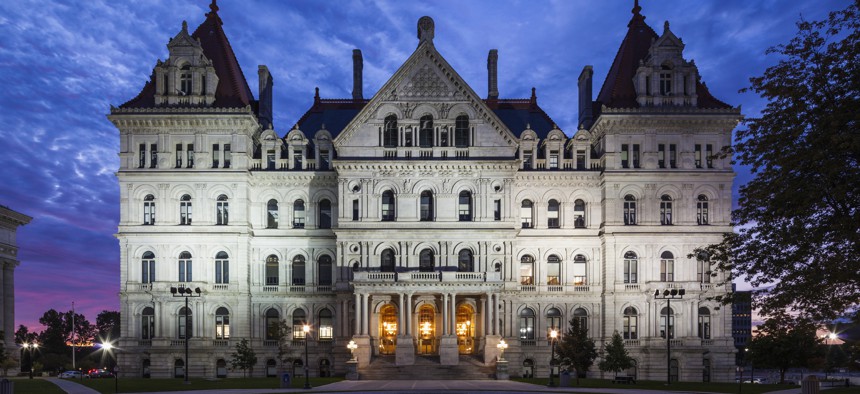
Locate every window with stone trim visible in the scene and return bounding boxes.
[520,255,534,285]
[180,194,192,225]
[623,307,638,339]
[216,195,229,225]
[178,251,192,282]
[573,254,587,285]
[215,307,230,339]
[519,308,535,340]
[215,251,229,284]
[660,195,673,225]
[547,199,560,228]
[623,195,637,225]
[383,115,398,147]
[381,191,395,221]
[623,251,638,284]
[293,200,306,228]
[267,199,279,228]
[265,255,279,285]
[521,200,534,228]
[142,307,155,339]
[698,307,711,339]
[697,195,709,225]
[420,191,434,221]
[142,252,155,284]
[458,191,472,221]
[455,115,470,147]
[292,256,306,285]
[143,195,156,225]
[660,251,675,282]
[546,255,560,285]
[318,199,332,229]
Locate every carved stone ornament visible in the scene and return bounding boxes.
[403,64,451,98]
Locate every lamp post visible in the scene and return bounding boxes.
[496,339,508,361]
[302,324,311,390]
[824,332,838,381]
[547,329,558,387]
[736,366,743,394]
[654,288,685,385]
[347,340,358,361]
[22,343,38,379]
[101,342,118,394]
[170,286,201,385]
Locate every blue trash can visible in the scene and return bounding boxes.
[281,373,291,388]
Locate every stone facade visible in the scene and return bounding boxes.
[0,206,32,353]
[110,2,741,382]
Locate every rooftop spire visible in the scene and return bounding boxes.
[206,0,222,25]
[209,0,219,14]
[629,0,646,26]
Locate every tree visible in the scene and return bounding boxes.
[96,310,121,343]
[598,331,634,377]
[555,317,597,384]
[746,313,823,383]
[230,339,257,378]
[693,2,860,321]
[268,319,293,372]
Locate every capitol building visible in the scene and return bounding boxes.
[110,1,741,382]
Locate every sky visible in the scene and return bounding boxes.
[0,0,849,331]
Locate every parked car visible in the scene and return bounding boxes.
[59,370,83,379]
[87,369,114,378]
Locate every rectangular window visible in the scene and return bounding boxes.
[576,150,586,169]
[523,150,532,169]
[319,150,330,170]
[143,201,155,225]
[352,199,359,221]
[573,260,586,285]
[293,149,303,169]
[176,144,183,168]
[494,199,501,221]
[620,144,629,168]
[223,144,231,168]
[150,144,157,168]
[179,261,192,282]
[546,263,559,285]
[139,143,146,168]
[695,144,702,168]
[212,144,220,168]
[215,260,229,284]
[142,314,154,340]
[632,144,640,168]
[660,315,675,339]
[698,315,711,339]
[658,144,666,168]
[669,144,677,168]
[660,72,673,95]
[706,144,713,168]
[266,150,276,170]
[186,144,194,168]
[142,260,155,283]
[404,130,412,146]
[549,151,559,169]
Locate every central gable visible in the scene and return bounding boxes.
[333,17,518,158]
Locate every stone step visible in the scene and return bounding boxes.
[358,355,495,380]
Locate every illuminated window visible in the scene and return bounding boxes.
[215,307,230,339]
[520,200,534,228]
[547,199,560,228]
[519,308,535,340]
[292,309,306,339]
[520,255,534,285]
[546,308,561,338]
[546,255,560,285]
[573,254,587,285]
[319,309,333,340]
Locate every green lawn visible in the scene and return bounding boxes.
[513,377,802,393]
[76,376,343,393]
[3,378,66,394]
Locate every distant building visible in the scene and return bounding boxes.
[731,284,752,365]
[0,205,32,352]
[110,1,741,382]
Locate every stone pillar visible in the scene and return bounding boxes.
[493,294,500,336]
[439,292,459,365]
[361,293,370,335]
[396,293,415,366]
[354,293,361,335]
[399,293,405,335]
[442,293,448,336]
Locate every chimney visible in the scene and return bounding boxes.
[487,49,499,100]
[352,49,363,101]
[258,65,274,129]
[578,66,594,129]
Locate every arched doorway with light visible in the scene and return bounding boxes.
[417,304,437,355]
[379,304,398,355]
[456,304,475,354]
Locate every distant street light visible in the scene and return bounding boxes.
[303,324,312,390]
[347,340,358,361]
[824,332,838,381]
[100,341,118,393]
[547,330,558,387]
[497,339,508,361]
[22,343,38,379]
[170,286,201,385]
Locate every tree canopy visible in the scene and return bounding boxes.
[598,331,634,376]
[696,2,860,321]
[746,313,823,383]
[555,317,597,384]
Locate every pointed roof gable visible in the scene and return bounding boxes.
[120,1,255,109]
[595,2,731,110]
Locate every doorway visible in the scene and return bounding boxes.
[379,304,398,355]
[417,304,436,355]
[456,304,475,354]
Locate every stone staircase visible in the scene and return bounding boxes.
[358,354,495,380]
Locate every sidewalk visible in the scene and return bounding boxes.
[45,377,101,394]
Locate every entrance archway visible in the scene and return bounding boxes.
[417,304,436,355]
[456,304,475,354]
[379,304,398,355]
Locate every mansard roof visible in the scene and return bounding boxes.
[120,1,255,109]
[595,3,731,110]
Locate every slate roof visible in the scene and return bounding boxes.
[595,3,731,110]
[120,2,255,109]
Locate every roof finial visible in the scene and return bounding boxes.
[632,0,641,16]
[664,20,670,33]
[181,20,188,33]
[417,16,435,44]
[314,87,320,104]
[210,0,219,14]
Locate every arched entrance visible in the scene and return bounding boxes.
[417,304,436,355]
[456,304,475,354]
[216,359,227,378]
[379,304,398,355]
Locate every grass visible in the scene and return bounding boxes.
[513,377,803,393]
[74,376,342,393]
[3,378,66,394]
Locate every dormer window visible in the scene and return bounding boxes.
[383,115,398,147]
[455,115,469,147]
[419,115,433,148]
[179,65,192,95]
[659,65,673,96]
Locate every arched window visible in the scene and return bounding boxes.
[660,64,673,95]
[265,255,279,285]
[174,359,185,378]
[419,115,433,147]
[383,115,398,147]
[215,251,229,284]
[142,307,155,339]
[697,195,709,225]
[216,195,229,225]
[420,191,434,221]
[622,307,638,339]
[180,194,192,225]
[419,249,434,272]
[522,359,534,378]
[518,308,535,340]
[623,195,636,225]
[216,359,227,378]
[178,251,192,282]
[457,249,473,272]
[179,65,192,94]
[623,251,638,284]
[265,308,280,340]
[458,191,472,221]
[143,194,155,225]
[573,254,587,285]
[292,256,306,285]
[573,199,586,228]
[546,255,560,285]
[266,359,277,377]
[660,307,675,339]
[142,252,155,284]
[318,255,333,286]
[319,359,331,377]
[573,308,588,330]
[267,199,279,228]
[293,200,306,228]
[381,191,395,221]
[455,115,469,147]
[660,251,675,282]
[546,307,562,336]
[660,195,673,225]
[698,307,711,339]
[215,307,230,339]
[318,199,332,229]
[520,200,534,228]
[381,249,396,272]
[319,309,334,339]
[292,309,307,339]
[547,199,560,228]
[178,306,192,339]
[520,255,534,285]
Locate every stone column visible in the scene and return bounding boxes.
[442,293,448,336]
[362,293,370,335]
[439,292,459,365]
[399,293,406,335]
[405,293,413,334]
[354,293,361,335]
[396,292,416,366]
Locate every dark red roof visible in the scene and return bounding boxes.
[120,2,255,109]
[595,4,731,110]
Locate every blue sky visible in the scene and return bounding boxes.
[0,0,848,330]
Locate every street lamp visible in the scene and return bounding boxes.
[100,342,118,394]
[547,329,558,387]
[736,366,744,394]
[22,343,38,379]
[824,332,838,381]
[170,286,201,385]
[496,339,508,361]
[347,340,358,361]
[303,324,312,390]
[654,288,685,385]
